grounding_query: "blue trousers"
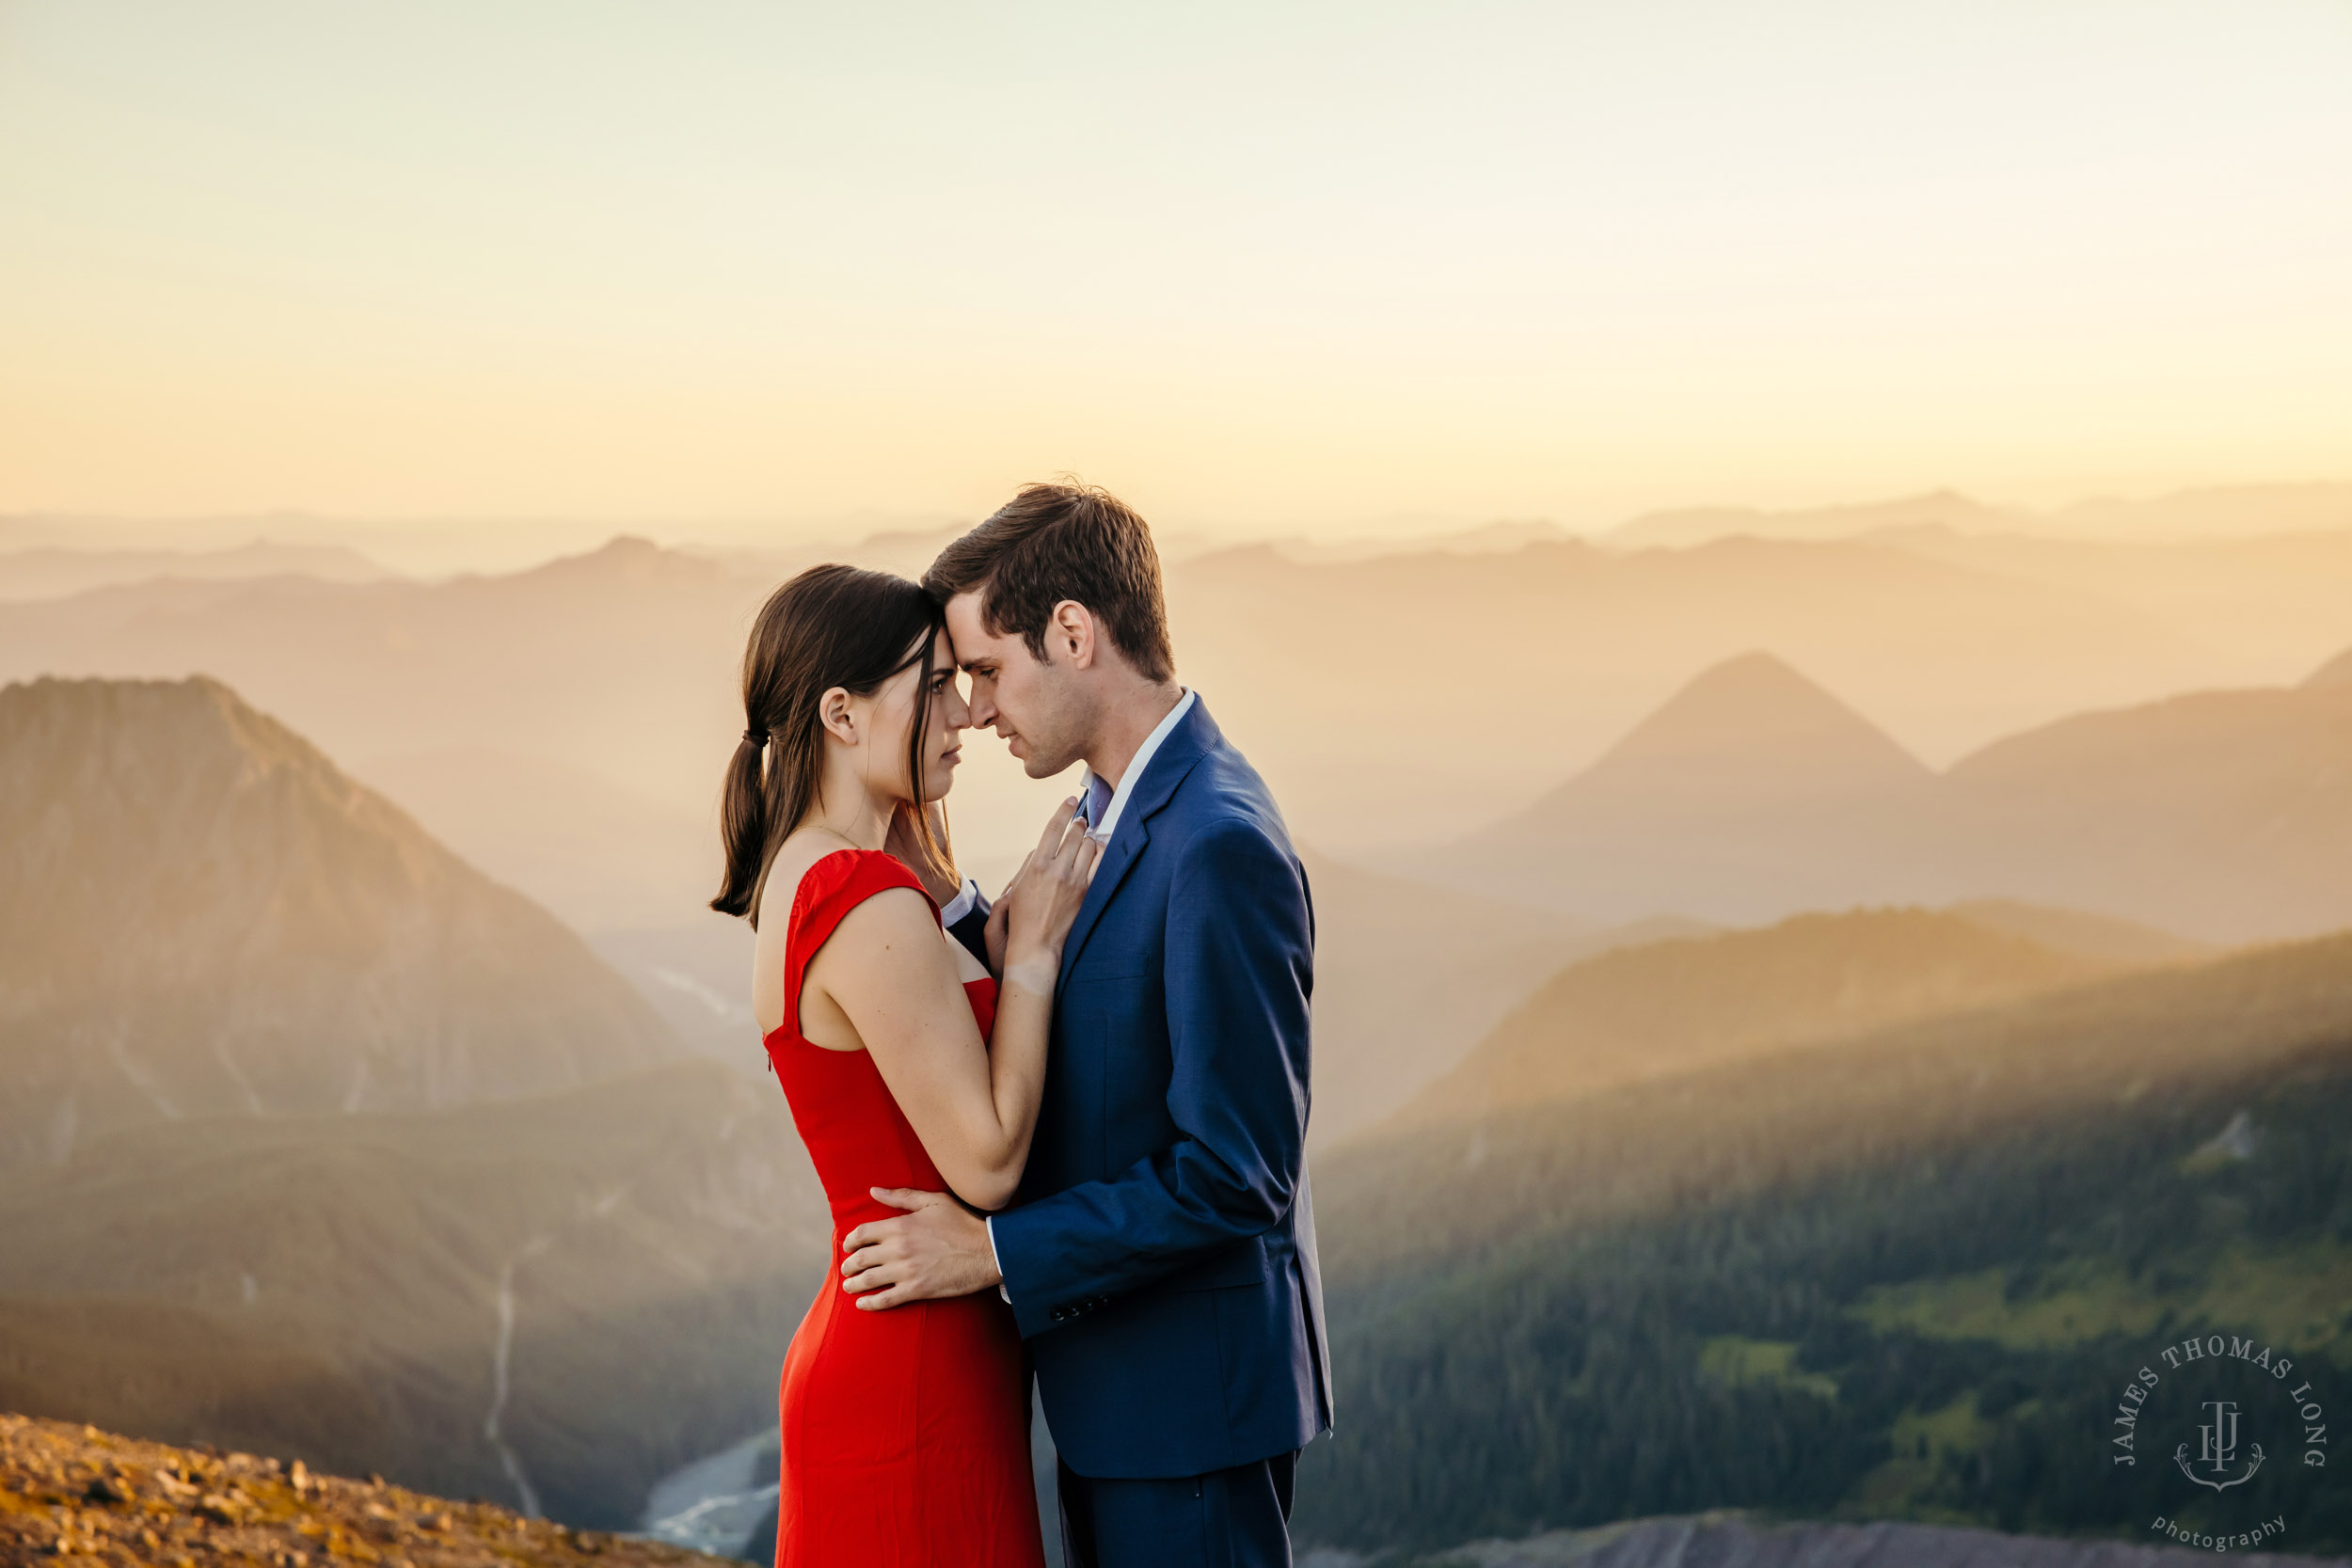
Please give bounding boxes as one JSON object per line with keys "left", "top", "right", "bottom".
{"left": 1056, "top": 1449, "right": 1298, "bottom": 1568}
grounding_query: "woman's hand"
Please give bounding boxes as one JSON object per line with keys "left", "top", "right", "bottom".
{"left": 982, "top": 853, "right": 1027, "bottom": 976}
{"left": 996, "top": 799, "right": 1099, "bottom": 988}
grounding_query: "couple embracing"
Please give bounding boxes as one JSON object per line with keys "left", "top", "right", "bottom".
{"left": 710, "top": 483, "right": 1330, "bottom": 1568}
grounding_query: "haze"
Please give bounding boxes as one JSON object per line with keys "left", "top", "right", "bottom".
{"left": 6, "top": 0, "right": 2350, "bottom": 547}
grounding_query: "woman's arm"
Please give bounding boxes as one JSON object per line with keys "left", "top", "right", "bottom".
{"left": 808, "top": 805, "right": 1096, "bottom": 1211}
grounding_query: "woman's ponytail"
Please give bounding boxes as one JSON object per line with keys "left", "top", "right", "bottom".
{"left": 708, "top": 726, "right": 775, "bottom": 923}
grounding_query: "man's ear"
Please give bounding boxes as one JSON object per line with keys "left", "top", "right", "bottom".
{"left": 1051, "top": 601, "right": 1096, "bottom": 671}
{"left": 817, "top": 686, "right": 858, "bottom": 746}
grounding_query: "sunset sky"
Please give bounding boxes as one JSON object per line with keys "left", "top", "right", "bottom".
{"left": 3, "top": 0, "right": 2348, "bottom": 545}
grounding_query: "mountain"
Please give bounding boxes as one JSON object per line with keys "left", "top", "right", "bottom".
{"left": 1937, "top": 897, "right": 2212, "bottom": 966}
{"left": 1604, "top": 483, "right": 2352, "bottom": 552}
{"left": 1605, "top": 489, "right": 2024, "bottom": 551}
{"left": 2050, "top": 482, "right": 2352, "bottom": 541}
{"left": 0, "top": 536, "right": 1070, "bottom": 930}
{"left": 0, "top": 676, "right": 678, "bottom": 1168}
{"left": 0, "top": 542, "right": 392, "bottom": 603}
{"left": 2307, "top": 641, "right": 2352, "bottom": 689}
{"left": 1266, "top": 518, "right": 1573, "bottom": 564}
{"left": 1940, "top": 676, "right": 2352, "bottom": 942}
{"left": 0, "top": 675, "right": 828, "bottom": 1528}
{"left": 1447, "top": 652, "right": 2352, "bottom": 943}
{"left": 0, "top": 537, "right": 754, "bottom": 822}
{"left": 0, "top": 531, "right": 2233, "bottom": 867}
{"left": 1445, "top": 652, "right": 1942, "bottom": 923}
{"left": 1300, "top": 852, "right": 1712, "bottom": 1145}
{"left": 1385, "top": 906, "right": 2161, "bottom": 1132}
{"left": 1549, "top": 650, "right": 1932, "bottom": 800}
{"left": 0, "top": 1059, "right": 828, "bottom": 1528}
{"left": 1295, "top": 928, "right": 2352, "bottom": 1553}
{"left": 1168, "top": 531, "right": 2218, "bottom": 849}
{"left": 1863, "top": 525, "right": 2352, "bottom": 689}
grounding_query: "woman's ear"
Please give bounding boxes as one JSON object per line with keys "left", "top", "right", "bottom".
{"left": 816, "top": 686, "right": 858, "bottom": 746}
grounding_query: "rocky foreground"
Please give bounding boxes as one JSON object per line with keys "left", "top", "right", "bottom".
{"left": 0, "top": 1416, "right": 723, "bottom": 1568}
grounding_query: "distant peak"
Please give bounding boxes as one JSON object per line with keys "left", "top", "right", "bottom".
{"left": 522, "top": 533, "right": 715, "bottom": 585}
{"left": 2303, "top": 642, "right": 2352, "bottom": 690}
{"left": 1580, "top": 651, "right": 1929, "bottom": 784}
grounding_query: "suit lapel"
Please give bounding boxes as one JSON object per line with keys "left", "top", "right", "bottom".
{"left": 1056, "top": 698, "right": 1219, "bottom": 985}
{"left": 1057, "top": 820, "right": 1146, "bottom": 986}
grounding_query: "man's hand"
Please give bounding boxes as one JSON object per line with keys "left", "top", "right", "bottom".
{"left": 839, "top": 1187, "right": 1003, "bottom": 1310}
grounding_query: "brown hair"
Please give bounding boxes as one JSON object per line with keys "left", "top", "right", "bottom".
{"left": 710, "top": 564, "right": 952, "bottom": 928}
{"left": 922, "top": 482, "right": 1175, "bottom": 684}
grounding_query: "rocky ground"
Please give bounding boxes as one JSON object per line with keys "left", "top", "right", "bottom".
{"left": 0, "top": 1416, "right": 725, "bottom": 1568}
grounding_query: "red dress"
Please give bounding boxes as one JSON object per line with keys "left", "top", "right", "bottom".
{"left": 763, "top": 848, "right": 1046, "bottom": 1568}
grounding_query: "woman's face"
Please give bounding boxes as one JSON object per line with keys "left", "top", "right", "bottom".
{"left": 863, "top": 628, "right": 970, "bottom": 805}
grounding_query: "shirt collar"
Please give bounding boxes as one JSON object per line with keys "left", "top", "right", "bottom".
{"left": 1081, "top": 689, "right": 1196, "bottom": 846}
{"left": 936, "top": 875, "right": 983, "bottom": 927}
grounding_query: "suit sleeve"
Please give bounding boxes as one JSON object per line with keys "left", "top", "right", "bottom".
{"left": 988, "top": 816, "right": 1313, "bottom": 1338}
{"left": 946, "top": 893, "right": 992, "bottom": 969}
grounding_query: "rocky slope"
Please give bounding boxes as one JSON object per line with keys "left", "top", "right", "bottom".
{"left": 0, "top": 676, "right": 679, "bottom": 1168}
{"left": 0, "top": 1413, "right": 719, "bottom": 1568}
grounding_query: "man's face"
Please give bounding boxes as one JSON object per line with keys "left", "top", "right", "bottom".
{"left": 945, "top": 591, "right": 1089, "bottom": 779}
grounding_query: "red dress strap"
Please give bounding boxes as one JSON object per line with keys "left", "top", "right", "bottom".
{"left": 780, "top": 848, "right": 940, "bottom": 1042}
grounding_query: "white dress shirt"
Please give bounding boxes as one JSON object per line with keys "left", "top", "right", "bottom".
{"left": 988, "top": 688, "right": 1194, "bottom": 1304}
{"left": 1077, "top": 689, "right": 1196, "bottom": 847}
{"left": 938, "top": 876, "right": 983, "bottom": 928}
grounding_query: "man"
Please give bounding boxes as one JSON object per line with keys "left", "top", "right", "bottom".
{"left": 840, "top": 482, "right": 1330, "bottom": 1567}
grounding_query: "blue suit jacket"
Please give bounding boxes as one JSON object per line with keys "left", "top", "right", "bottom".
{"left": 989, "top": 697, "right": 1332, "bottom": 1480}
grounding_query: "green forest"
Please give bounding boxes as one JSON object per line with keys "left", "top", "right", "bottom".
{"left": 1295, "top": 1011, "right": 2352, "bottom": 1557}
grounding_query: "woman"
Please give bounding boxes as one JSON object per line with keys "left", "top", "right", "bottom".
{"left": 710, "top": 563, "right": 1094, "bottom": 1568}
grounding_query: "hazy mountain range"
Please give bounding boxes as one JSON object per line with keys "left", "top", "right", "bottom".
{"left": 1443, "top": 644, "right": 2352, "bottom": 942}
{"left": 0, "top": 676, "right": 826, "bottom": 1525}
{"left": 8, "top": 499, "right": 2352, "bottom": 1556}
{"left": 9, "top": 512, "right": 2350, "bottom": 872}
{"left": 0, "top": 542, "right": 391, "bottom": 603}
{"left": 1602, "top": 482, "right": 2352, "bottom": 549}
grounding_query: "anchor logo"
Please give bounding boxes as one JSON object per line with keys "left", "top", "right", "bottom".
{"left": 2174, "top": 1400, "right": 2265, "bottom": 1492}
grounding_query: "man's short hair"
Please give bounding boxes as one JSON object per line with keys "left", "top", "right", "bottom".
{"left": 923, "top": 483, "right": 1176, "bottom": 683}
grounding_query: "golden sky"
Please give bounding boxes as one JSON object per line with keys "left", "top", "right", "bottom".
{"left": 3, "top": 0, "right": 2349, "bottom": 539}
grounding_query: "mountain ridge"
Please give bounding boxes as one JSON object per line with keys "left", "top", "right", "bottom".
{"left": 1446, "top": 650, "right": 2352, "bottom": 942}
{"left": 1382, "top": 904, "right": 2164, "bottom": 1133}
{"left": 0, "top": 675, "right": 679, "bottom": 1167}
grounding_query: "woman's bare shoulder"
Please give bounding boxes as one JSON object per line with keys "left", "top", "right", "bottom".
{"left": 753, "top": 827, "right": 863, "bottom": 931}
